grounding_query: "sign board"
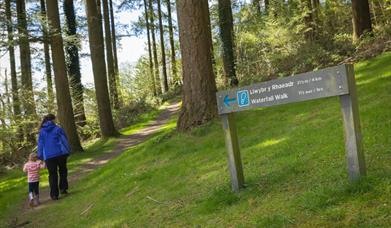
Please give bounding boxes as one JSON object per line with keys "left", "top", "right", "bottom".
{"left": 217, "top": 64, "right": 366, "bottom": 192}
{"left": 217, "top": 65, "right": 350, "bottom": 114}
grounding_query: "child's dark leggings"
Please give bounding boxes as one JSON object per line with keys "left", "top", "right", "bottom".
{"left": 28, "top": 182, "right": 39, "bottom": 196}
{"left": 46, "top": 155, "right": 68, "bottom": 199}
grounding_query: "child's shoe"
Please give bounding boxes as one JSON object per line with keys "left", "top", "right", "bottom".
{"left": 28, "top": 193, "right": 34, "bottom": 208}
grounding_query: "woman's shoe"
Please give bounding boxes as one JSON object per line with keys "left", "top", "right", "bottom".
{"left": 34, "top": 195, "right": 40, "bottom": 206}
{"left": 29, "top": 198, "right": 34, "bottom": 207}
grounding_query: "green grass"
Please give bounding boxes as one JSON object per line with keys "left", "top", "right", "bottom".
{"left": 119, "top": 101, "right": 172, "bottom": 135}
{"left": 2, "top": 53, "right": 391, "bottom": 227}
{"left": 120, "top": 109, "right": 161, "bottom": 136}
{"left": 0, "top": 137, "right": 117, "bottom": 226}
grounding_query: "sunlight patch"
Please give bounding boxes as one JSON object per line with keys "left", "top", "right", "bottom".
{"left": 257, "top": 138, "right": 287, "bottom": 148}
{"left": 357, "top": 74, "right": 391, "bottom": 86}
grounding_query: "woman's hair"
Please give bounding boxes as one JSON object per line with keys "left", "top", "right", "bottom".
{"left": 29, "top": 153, "right": 38, "bottom": 162}
{"left": 40, "top": 113, "right": 56, "bottom": 129}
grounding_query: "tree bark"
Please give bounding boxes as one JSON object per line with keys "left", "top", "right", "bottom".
{"left": 46, "top": 0, "right": 83, "bottom": 152}
{"left": 40, "top": 0, "right": 55, "bottom": 114}
{"left": 5, "top": 0, "right": 21, "bottom": 117}
{"left": 157, "top": 0, "right": 169, "bottom": 93}
{"left": 218, "top": 0, "right": 239, "bottom": 87}
{"left": 102, "top": 0, "right": 120, "bottom": 109}
{"left": 176, "top": 0, "right": 218, "bottom": 131}
{"left": 311, "top": 0, "right": 320, "bottom": 35}
{"left": 166, "top": 0, "right": 178, "bottom": 85}
{"left": 302, "top": 0, "right": 314, "bottom": 41}
{"left": 252, "top": 0, "right": 261, "bottom": 13}
{"left": 109, "top": 0, "right": 122, "bottom": 105}
{"left": 63, "top": 0, "right": 87, "bottom": 126}
{"left": 85, "top": 0, "right": 118, "bottom": 137}
{"left": 109, "top": 0, "right": 119, "bottom": 78}
{"left": 264, "top": 0, "right": 269, "bottom": 13}
{"left": 144, "top": 0, "right": 157, "bottom": 96}
{"left": 351, "top": 0, "right": 372, "bottom": 41}
{"left": 16, "top": 0, "right": 36, "bottom": 116}
{"left": 4, "top": 70, "right": 12, "bottom": 114}
{"left": 97, "top": 0, "right": 103, "bottom": 23}
{"left": 148, "top": 0, "right": 161, "bottom": 95}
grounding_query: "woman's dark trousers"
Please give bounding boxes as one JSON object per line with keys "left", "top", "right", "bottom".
{"left": 46, "top": 155, "right": 68, "bottom": 199}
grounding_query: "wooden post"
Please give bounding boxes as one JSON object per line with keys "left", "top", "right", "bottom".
{"left": 339, "top": 64, "right": 366, "bottom": 181}
{"left": 221, "top": 113, "right": 244, "bottom": 192}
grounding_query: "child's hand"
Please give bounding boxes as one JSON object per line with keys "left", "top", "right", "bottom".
{"left": 39, "top": 160, "right": 46, "bottom": 168}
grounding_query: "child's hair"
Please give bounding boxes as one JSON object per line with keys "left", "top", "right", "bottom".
{"left": 29, "top": 153, "right": 38, "bottom": 162}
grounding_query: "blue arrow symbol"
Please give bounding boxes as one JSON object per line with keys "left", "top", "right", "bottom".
{"left": 224, "top": 95, "right": 236, "bottom": 107}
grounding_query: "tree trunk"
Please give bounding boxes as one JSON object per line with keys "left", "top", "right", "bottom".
{"left": 16, "top": 0, "right": 36, "bottom": 116}
{"left": 157, "top": 0, "right": 169, "bottom": 93}
{"left": 218, "top": 0, "right": 239, "bottom": 87}
{"left": 102, "top": 0, "right": 120, "bottom": 109}
{"left": 351, "top": 0, "right": 372, "bottom": 41}
{"left": 166, "top": 0, "right": 178, "bottom": 85}
{"left": 302, "top": 0, "right": 314, "bottom": 41}
{"left": 109, "top": 0, "right": 122, "bottom": 105}
{"left": 40, "top": 0, "right": 55, "bottom": 114}
{"left": 311, "top": 0, "right": 320, "bottom": 39}
{"left": 176, "top": 0, "right": 218, "bottom": 131}
{"left": 4, "top": 70, "right": 12, "bottom": 115}
{"left": 144, "top": 0, "right": 157, "bottom": 96}
{"left": 148, "top": 0, "right": 161, "bottom": 95}
{"left": 5, "top": 0, "right": 21, "bottom": 117}
{"left": 97, "top": 0, "right": 103, "bottom": 23}
{"left": 0, "top": 94, "right": 6, "bottom": 128}
{"left": 85, "top": 0, "right": 118, "bottom": 137}
{"left": 252, "top": 0, "right": 261, "bottom": 13}
{"left": 63, "top": 0, "right": 87, "bottom": 126}
{"left": 109, "top": 0, "right": 119, "bottom": 79}
{"left": 46, "top": 0, "right": 83, "bottom": 152}
{"left": 264, "top": 0, "right": 269, "bottom": 13}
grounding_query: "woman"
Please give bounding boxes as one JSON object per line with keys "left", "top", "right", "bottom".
{"left": 37, "top": 114, "right": 70, "bottom": 200}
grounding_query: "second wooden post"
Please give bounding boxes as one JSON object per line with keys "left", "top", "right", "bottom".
{"left": 221, "top": 113, "right": 245, "bottom": 192}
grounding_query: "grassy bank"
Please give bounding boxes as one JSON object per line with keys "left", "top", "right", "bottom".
{"left": 3, "top": 52, "right": 391, "bottom": 227}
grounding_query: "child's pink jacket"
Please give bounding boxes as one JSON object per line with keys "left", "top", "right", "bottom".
{"left": 23, "top": 161, "right": 45, "bottom": 183}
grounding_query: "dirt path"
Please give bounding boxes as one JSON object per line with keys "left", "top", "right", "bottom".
{"left": 69, "top": 101, "right": 180, "bottom": 182}
{"left": 12, "top": 101, "right": 180, "bottom": 227}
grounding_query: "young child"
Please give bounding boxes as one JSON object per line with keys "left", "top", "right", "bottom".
{"left": 23, "top": 153, "right": 45, "bottom": 207}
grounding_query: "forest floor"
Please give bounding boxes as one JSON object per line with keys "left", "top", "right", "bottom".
{"left": 1, "top": 52, "right": 391, "bottom": 227}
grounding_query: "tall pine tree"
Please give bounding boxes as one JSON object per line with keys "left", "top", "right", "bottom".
{"left": 148, "top": 0, "right": 161, "bottom": 94}
{"left": 85, "top": 0, "right": 118, "bottom": 137}
{"left": 16, "top": 0, "right": 36, "bottom": 116}
{"left": 218, "top": 0, "right": 239, "bottom": 87}
{"left": 40, "top": 0, "right": 55, "bottom": 113}
{"left": 5, "top": 0, "right": 21, "bottom": 118}
{"left": 157, "top": 0, "right": 169, "bottom": 93}
{"left": 143, "top": 0, "right": 157, "bottom": 96}
{"left": 63, "top": 0, "right": 87, "bottom": 126}
{"left": 176, "top": 0, "right": 218, "bottom": 131}
{"left": 351, "top": 0, "right": 372, "bottom": 41}
{"left": 103, "top": 0, "right": 120, "bottom": 109}
{"left": 46, "top": 0, "right": 83, "bottom": 152}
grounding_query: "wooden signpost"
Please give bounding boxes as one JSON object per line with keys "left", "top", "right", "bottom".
{"left": 216, "top": 64, "right": 366, "bottom": 192}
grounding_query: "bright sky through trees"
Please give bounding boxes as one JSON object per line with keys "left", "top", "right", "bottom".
{"left": 0, "top": 6, "right": 145, "bottom": 88}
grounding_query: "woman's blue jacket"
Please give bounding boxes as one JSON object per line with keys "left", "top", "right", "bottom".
{"left": 37, "top": 121, "right": 70, "bottom": 161}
